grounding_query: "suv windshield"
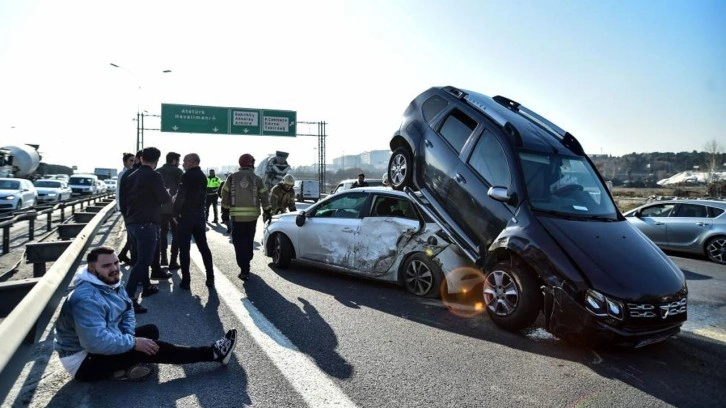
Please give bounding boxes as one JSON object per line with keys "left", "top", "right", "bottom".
{"left": 520, "top": 152, "right": 617, "bottom": 218}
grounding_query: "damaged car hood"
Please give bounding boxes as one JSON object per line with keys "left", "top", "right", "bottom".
{"left": 537, "top": 216, "right": 686, "bottom": 301}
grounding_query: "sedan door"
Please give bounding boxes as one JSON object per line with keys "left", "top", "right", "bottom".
{"left": 626, "top": 203, "right": 675, "bottom": 247}
{"left": 298, "top": 192, "right": 369, "bottom": 268}
{"left": 664, "top": 203, "right": 710, "bottom": 251}
{"left": 354, "top": 195, "right": 421, "bottom": 276}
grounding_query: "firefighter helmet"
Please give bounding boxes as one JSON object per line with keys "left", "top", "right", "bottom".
{"left": 282, "top": 174, "right": 295, "bottom": 186}
{"left": 238, "top": 153, "right": 255, "bottom": 168}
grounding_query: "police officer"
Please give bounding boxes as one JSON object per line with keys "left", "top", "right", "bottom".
{"left": 220, "top": 154, "right": 271, "bottom": 281}
{"left": 205, "top": 169, "right": 222, "bottom": 223}
{"left": 269, "top": 174, "right": 297, "bottom": 216}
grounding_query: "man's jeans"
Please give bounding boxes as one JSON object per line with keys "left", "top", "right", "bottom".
{"left": 177, "top": 213, "right": 214, "bottom": 282}
{"left": 125, "top": 223, "right": 158, "bottom": 299}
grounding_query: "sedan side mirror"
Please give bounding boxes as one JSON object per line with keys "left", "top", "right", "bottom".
{"left": 487, "top": 186, "right": 518, "bottom": 206}
{"left": 295, "top": 210, "right": 307, "bottom": 227}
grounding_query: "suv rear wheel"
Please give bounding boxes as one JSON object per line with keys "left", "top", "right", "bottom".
{"left": 388, "top": 146, "right": 413, "bottom": 190}
{"left": 483, "top": 260, "right": 541, "bottom": 331}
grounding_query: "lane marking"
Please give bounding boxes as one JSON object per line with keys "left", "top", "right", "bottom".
{"left": 190, "top": 249, "right": 357, "bottom": 408}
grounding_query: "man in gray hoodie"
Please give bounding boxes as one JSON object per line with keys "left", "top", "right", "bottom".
{"left": 53, "top": 246, "right": 237, "bottom": 382}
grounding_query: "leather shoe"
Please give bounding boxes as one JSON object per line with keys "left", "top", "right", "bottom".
{"left": 206, "top": 279, "right": 215, "bottom": 287}
{"left": 133, "top": 301, "right": 147, "bottom": 314}
{"left": 141, "top": 285, "right": 159, "bottom": 297}
{"left": 238, "top": 272, "right": 250, "bottom": 281}
{"left": 150, "top": 270, "right": 173, "bottom": 280}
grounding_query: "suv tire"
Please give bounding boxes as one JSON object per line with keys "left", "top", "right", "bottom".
{"left": 483, "top": 260, "right": 541, "bottom": 331}
{"left": 388, "top": 146, "right": 414, "bottom": 190}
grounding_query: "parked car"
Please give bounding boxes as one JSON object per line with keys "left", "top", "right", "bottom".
{"left": 95, "top": 179, "right": 108, "bottom": 193}
{"left": 387, "top": 85, "right": 687, "bottom": 347}
{"left": 0, "top": 177, "right": 37, "bottom": 211}
{"left": 263, "top": 188, "right": 478, "bottom": 298}
{"left": 624, "top": 199, "right": 726, "bottom": 264}
{"left": 68, "top": 174, "right": 99, "bottom": 195}
{"left": 331, "top": 178, "right": 386, "bottom": 194}
{"left": 33, "top": 179, "right": 72, "bottom": 203}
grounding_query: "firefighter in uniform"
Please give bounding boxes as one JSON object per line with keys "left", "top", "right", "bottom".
{"left": 269, "top": 174, "right": 297, "bottom": 216}
{"left": 205, "top": 169, "right": 222, "bottom": 223}
{"left": 220, "top": 154, "right": 271, "bottom": 281}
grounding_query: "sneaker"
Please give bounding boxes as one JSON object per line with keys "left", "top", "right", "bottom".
{"left": 212, "top": 329, "right": 237, "bottom": 365}
{"left": 168, "top": 262, "right": 181, "bottom": 270}
{"left": 179, "top": 280, "right": 190, "bottom": 290}
{"left": 141, "top": 285, "right": 159, "bottom": 297}
{"left": 133, "top": 300, "right": 148, "bottom": 314}
{"left": 112, "top": 363, "right": 154, "bottom": 381}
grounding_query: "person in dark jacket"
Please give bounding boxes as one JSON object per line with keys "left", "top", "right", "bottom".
{"left": 120, "top": 147, "right": 171, "bottom": 313}
{"left": 173, "top": 153, "right": 216, "bottom": 290}
{"left": 156, "top": 151, "right": 183, "bottom": 270}
{"left": 116, "top": 152, "right": 138, "bottom": 265}
{"left": 351, "top": 173, "right": 369, "bottom": 188}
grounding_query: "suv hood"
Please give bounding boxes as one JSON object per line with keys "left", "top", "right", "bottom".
{"left": 537, "top": 216, "right": 686, "bottom": 302}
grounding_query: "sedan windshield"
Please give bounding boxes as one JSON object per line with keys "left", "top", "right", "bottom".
{"left": 519, "top": 152, "right": 617, "bottom": 218}
{"left": 35, "top": 181, "right": 61, "bottom": 188}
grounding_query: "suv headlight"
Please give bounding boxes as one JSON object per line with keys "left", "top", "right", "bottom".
{"left": 585, "top": 289, "right": 624, "bottom": 320}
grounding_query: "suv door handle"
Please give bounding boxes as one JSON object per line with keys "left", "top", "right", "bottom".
{"left": 455, "top": 173, "right": 466, "bottom": 184}
{"left": 424, "top": 139, "right": 433, "bottom": 148}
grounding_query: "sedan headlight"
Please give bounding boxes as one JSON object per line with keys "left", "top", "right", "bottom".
{"left": 585, "top": 289, "right": 624, "bottom": 320}
{"left": 1, "top": 195, "right": 15, "bottom": 200}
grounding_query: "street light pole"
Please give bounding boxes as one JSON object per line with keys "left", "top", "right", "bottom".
{"left": 110, "top": 63, "right": 172, "bottom": 152}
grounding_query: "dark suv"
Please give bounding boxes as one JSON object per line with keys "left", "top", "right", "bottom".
{"left": 388, "top": 86, "right": 687, "bottom": 347}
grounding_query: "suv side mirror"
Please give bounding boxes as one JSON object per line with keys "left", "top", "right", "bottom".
{"left": 488, "top": 186, "right": 518, "bottom": 206}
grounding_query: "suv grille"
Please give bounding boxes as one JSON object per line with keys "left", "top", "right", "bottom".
{"left": 627, "top": 297, "right": 687, "bottom": 320}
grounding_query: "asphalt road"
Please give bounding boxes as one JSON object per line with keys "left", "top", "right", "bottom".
{"left": 1, "top": 207, "right": 725, "bottom": 408}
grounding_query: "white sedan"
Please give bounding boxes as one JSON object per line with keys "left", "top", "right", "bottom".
{"left": 262, "top": 187, "right": 478, "bottom": 298}
{"left": 33, "top": 179, "right": 72, "bottom": 203}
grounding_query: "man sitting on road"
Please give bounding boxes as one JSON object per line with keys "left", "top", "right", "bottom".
{"left": 269, "top": 174, "right": 297, "bottom": 216}
{"left": 54, "top": 246, "right": 237, "bottom": 382}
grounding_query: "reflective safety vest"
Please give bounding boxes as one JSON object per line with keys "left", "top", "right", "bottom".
{"left": 206, "top": 176, "right": 221, "bottom": 195}
{"left": 220, "top": 169, "right": 270, "bottom": 222}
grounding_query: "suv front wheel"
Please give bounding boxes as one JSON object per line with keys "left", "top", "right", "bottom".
{"left": 388, "top": 146, "right": 413, "bottom": 190}
{"left": 483, "top": 260, "right": 541, "bottom": 331}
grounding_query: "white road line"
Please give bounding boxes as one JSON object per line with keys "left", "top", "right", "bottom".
{"left": 190, "top": 249, "right": 358, "bottom": 408}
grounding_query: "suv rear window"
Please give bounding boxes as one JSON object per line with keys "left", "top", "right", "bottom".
{"left": 422, "top": 95, "right": 448, "bottom": 123}
{"left": 439, "top": 109, "right": 477, "bottom": 153}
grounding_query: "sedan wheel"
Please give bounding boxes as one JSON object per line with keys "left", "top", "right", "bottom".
{"left": 402, "top": 253, "right": 443, "bottom": 298}
{"left": 705, "top": 236, "right": 726, "bottom": 264}
{"left": 482, "top": 260, "right": 541, "bottom": 331}
{"left": 388, "top": 146, "right": 413, "bottom": 190}
{"left": 271, "top": 233, "right": 293, "bottom": 268}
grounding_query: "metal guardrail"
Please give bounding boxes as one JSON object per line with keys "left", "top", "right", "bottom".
{"left": 0, "top": 199, "right": 116, "bottom": 374}
{"left": 0, "top": 193, "right": 113, "bottom": 255}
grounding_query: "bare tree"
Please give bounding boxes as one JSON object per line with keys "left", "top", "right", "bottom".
{"left": 703, "top": 139, "right": 723, "bottom": 182}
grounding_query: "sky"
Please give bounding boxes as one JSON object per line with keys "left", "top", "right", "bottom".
{"left": 1, "top": 0, "right": 724, "bottom": 173}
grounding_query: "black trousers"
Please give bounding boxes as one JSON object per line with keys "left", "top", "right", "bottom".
{"left": 205, "top": 194, "right": 219, "bottom": 221}
{"left": 74, "top": 324, "right": 214, "bottom": 382}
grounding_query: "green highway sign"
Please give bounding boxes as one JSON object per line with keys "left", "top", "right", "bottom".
{"left": 161, "top": 103, "right": 296, "bottom": 137}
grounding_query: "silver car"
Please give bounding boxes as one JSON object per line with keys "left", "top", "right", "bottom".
{"left": 624, "top": 199, "right": 726, "bottom": 264}
{"left": 34, "top": 179, "right": 72, "bottom": 203}
{"left": 262, "top": 187, "right": 478, "bottom": 298}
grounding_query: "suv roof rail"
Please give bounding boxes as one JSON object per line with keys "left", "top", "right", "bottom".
{"left": 492, "top": 95, "right": 585, "bottom": 155}
{"left": 442, "top": 86, "right": 509, "bottom": 128}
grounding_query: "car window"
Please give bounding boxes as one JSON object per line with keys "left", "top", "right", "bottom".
{"left": 34, "top": 180, "right": 61, "bottom": 187}
{"left": 311, "top": 193, "right": 367, "bottom": 218}
{"left": 438, "top": 109, "right": 477, "bottom": 153}
{"left": 640, "top": 204, "right": 675, "bottom": 217}
{"left": 467, "top": 132, "right": 511, "bottom": 187}
{"left": 672, "top": 204, "right": 707, "bottom": 218}
{"left": 709, "top": 207, "right": 724, "bottom": 218}
{"left": 0, "top": 180, "right": 20, "bottom": 189}
{"left": 371, "top": 195, "right": 417, "bottom": 219}
{"left": 422, "top": 95, "right": 448, "bottom": 123}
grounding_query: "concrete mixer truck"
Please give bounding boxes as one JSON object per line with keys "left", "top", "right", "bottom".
{"left": 0, "top": 144, "right": 42, "bottom": 179}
